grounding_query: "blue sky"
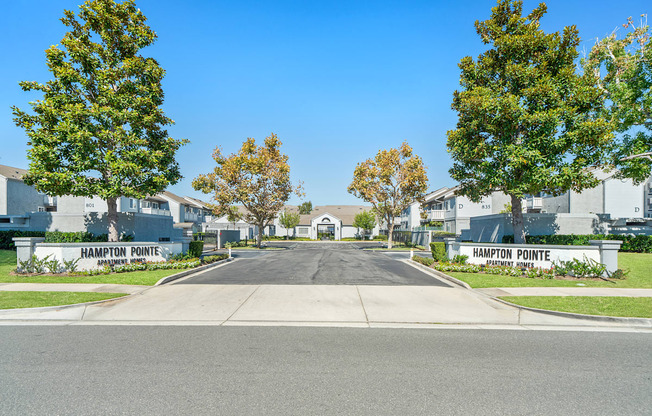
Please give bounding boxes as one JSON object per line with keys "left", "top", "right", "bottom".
{"left": 1, "top": 0, "right": 649, "bottom": 205}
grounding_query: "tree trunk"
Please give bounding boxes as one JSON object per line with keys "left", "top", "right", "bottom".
{"left": 387, "top": 223, "right": 394, "bottom": 249}
{"left": 510, "top": 194, "right": 526, "bottom": 244}
{"left": 107, "top": 197, "right": 119, "bottom": 242}
{"left": 257, "top": 223, "right": 264, "bottom": 248}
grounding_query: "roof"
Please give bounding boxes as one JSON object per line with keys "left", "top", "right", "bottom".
{"left": 183, "top": 196, "right": 213, "bottom": 209}
{"left": 0, "top": 165, "right": 29, "bottom": 181}
{"left": 145, "top": 195, "right": 167, "bottom": 203}
{"left": 160, "top": 191, "right": 191, "bottom": 205}
{"left": 297, "top": 205, "right": 373, "bottom": 226}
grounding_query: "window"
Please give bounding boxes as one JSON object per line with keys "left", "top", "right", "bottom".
{"left": 130, "top": 199, "right": 136, "bottom": 209}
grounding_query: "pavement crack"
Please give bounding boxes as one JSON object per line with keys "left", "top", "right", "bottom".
{"left": 223, "top": 285, "right": 261, "bottom": 324}
{"left": 355, "top": 286, "right": 370, "bottom": 324}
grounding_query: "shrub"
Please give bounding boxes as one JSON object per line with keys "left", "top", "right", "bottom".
{"left": 502, "top": 234, "right": 652, "bottom": 253}
{"left": 188, "top": 241, "right": 204, "bottom": 257}
{"left": 432, "top": 262, "right": 481, "bottom": 273}
{"left": 430, "top": 242, "right": 447, "bottom": 262}
{"left": 373, "top": 235, "right": 388, "bottom": 241}
{"left": 451, "top": 254, "right": 468, "bottom": 264}
{"left": 170, "top": 252, "right": 197, "bottom": 261}
{"left": 45, "top": 231, "right": 108, "bottom": 243}
{"left": 0, "top": 230, "right": 46, "bottom": 250}
{"left": 412, "top": 256, "right": 434, "bottom": 266}
{"left": 432, "top": 231, "right": 456, "bottom": 238}
{"left": 202, "top": 254, "right": 228, "bottom": 264}
{"left": 551, "top": 257, "right": 607, "bottom": 278}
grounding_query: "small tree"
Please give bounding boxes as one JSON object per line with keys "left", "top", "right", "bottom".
{"left": 298, "top": 201, "right": 313, "bottom": 215}
{"left": 12, "top": 0, "right": 187, "bottom": 242}
{"left": 348, "top": 142, "right": 428, "bottom": 249}
{"left": 193, "top": 133, "right": 302, "bottom": 247}
{"left": 225, "top": 206, "right": 242, "bottom": 230}
{"left": 278, "top": 210, "right": 301, "bottom": 239}
{"left": 447, "top": 0, "right": 613, "bottom": 244}
{"left": 352, "top": 210, "right": 376, "bottom": 240}
{"left": 584, "top": 15, "right": 652, "bottom": 182}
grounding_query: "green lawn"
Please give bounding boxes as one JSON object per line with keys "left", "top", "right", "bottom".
{"left": 448, "top": 252, "right": 652, "bottom": 289}
{"left": 0, "top": 291, "right": 127, "bottom": 310}
{"left": 0, "top": 250, "right": 182, "bottom": 285}
{"left": 500, "top": 296, "right": 652, "bottom": 318}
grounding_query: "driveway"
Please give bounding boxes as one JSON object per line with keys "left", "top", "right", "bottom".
{"left": 185, "top": 242, "right": 449, "bottom": 286}
{"left": 6, "top": 242, "right": 599, "bottom": 327}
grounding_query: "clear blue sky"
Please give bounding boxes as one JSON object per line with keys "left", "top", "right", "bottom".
{"left": 1, "top": 0, "right": 649, "bottom": 205}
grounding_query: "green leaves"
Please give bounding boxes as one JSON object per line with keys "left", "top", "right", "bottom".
{"left": 448, "top": 0, "right": 612, "bottom": 201}
{"left": 348, "top": 142, "right": 428, "bottom": 248}
{"left": 583, "top": 15, "right": 652, "bottom": 183}
{"left": 12, "top": 0, "right": 187, "bottom": 202}
{"left": 448, "top": 0, "right": 614, "bottom": 243}
{"left": 193, "top": 133, "right": 303, "bottom": 245}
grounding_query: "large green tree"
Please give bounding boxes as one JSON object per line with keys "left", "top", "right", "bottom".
{"left": 447, "top": 0, "right": 613, "bottom": 243}
{"left": 278, "top": 210, "right": 301, "bottom": 239}
{"left": 348, "top": 142, "right": 428, "bottom": 249}
{"left": 298, "top": 201, "right": 313, "bottom": 215}
{"left": 584, "top": 15, "right": 652, "bottom": 182}
{"left": 352, "top": 210, "right": 377, "bottom": 240}
{"left": 12, "top": 0, "right": 186, "bottom": 242}
{"left": 193, "top": 134, "right": 303, "bottom": 247}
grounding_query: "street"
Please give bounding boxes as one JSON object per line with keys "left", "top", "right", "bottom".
{"left": 1, "top": 326, "right": 650, "bottom": 415}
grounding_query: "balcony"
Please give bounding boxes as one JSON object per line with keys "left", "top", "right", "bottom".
{"left": 526, "top": 197, "right": 543, "bottom": 210}
{"left": 426, "top": 210, "right": 445, "bottom": 221}
{"left": 141, "top": 207, "right": 171, "bottom": 217}
{"left": 184, "top": 212, "right": 200, "bottom": 222}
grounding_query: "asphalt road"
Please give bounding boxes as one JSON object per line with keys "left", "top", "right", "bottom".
{"left": 1, "top": 326, "right": 650, "bottom": 415}
{"left": 185, "top": 242, "right": 449, "bottom": 286}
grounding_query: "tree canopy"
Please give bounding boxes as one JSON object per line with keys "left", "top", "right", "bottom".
{"left": 352, "top": 210, "right": 377, "bottom": 240}
{"left": 278, "top": 210, "right": 301, "bottom": 239}
{"left": 348, "top": 142, "right": 427, "bottom": 249}
{"left": 298, "top": 201, "right": 313, "bottom": 215}
{"left": 583, "top": 15, "right": 652, "bottom": 182}
{"left": 12, "top": 0, "right": 187, "bottom": 241}
{"left": 193, "top": 133, "right": 302, "bottom": 247}
{"left": 447, "top": 0, "right": 613, "bottom": 243}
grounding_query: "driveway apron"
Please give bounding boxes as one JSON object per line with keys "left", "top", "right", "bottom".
{"left": 76, "top": 243, "right": 528, "bottom": 325}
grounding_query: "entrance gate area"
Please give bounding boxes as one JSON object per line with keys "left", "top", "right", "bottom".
{"left": 317, "top": 224, "right": 335, "bottom": 240}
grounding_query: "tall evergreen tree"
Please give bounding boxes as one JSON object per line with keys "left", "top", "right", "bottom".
{"left": 447, "top": 0, "right": 612, "bottom": 243}
{"left": 13, "top": 0, "right": 187, "bottom": 241}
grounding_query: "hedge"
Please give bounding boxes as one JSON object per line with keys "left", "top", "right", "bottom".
{"left": 0, "top": 230, "right": 47, "bottom": 250}
{"left": 502, "top": 234, "right": 652, "bottom": 253}
{"left": 44, "top": 231, "right": 108, "bottom": 243}
{"left": 430, "top": 242, "right": 447, "bottom": 262}
{"left": 189, "top": 241, "right": 204, "bottom": 257}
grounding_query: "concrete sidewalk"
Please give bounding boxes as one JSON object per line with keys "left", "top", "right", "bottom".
{"left": 0, "top": 283, "right": 147, "bottom": 294}
{"left": 1, "top": 283, "right": 650, "bottom": 329}
{"left": 478, "top": 287, "right": 652, "bottom": 297}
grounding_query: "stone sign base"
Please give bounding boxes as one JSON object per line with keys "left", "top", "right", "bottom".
{"left": 13, "top": 237, "right": 191, "bottom": 271}
{"left": 443, "top": 238, "right": 622, "bottom": 276}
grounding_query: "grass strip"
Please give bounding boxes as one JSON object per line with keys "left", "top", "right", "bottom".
{"left": 499, "top": 296, "right": 652, "bottom": 318}
{"left": 449, "top": 252, "right": 652, "bottom": 289}
{"left": 0, "top": 291, "right": 127, "bottom": 310}
{"left": 0, "top": 250, "right": 190, "bottom": 285}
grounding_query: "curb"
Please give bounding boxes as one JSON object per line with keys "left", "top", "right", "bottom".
{"left": 155, "top": 257, "right": 234, "bottom": 285}
{"left": 0, "top": 293, "right": 130, "bottom": 317}
{"left": 407, "top": 259, "right": 652, "bottom": 326}
{"left": 406, "top": 259, "right": 472, "bottom": 289}
{"left": 493, "top": 296, "right": 652, "bottom": 327}
{"left": 0, "top": 258, "right": 236, "bottom": 317}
